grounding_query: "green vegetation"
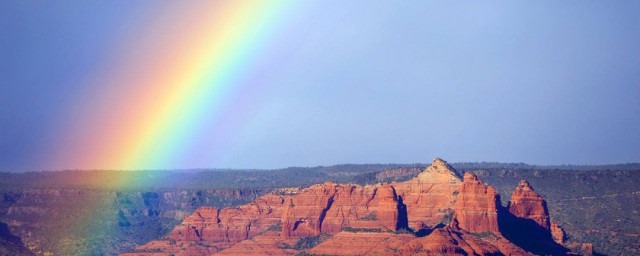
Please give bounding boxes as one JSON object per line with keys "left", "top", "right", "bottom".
{"left": 0, "top": 162, "right": 639, "bottom": 255}
{"left": 395, "top": 227, "right": 415, "bottom": 235}
{"left": 470, "top": 232, "right": 498, "bottom": 239}
{"left": 266, "top": 222, "right": 282, "bottom": 231}
{"left": 357, "top": 212, "right": 378, "bottom": 221}
{"left": 292, "top": 233, "right": 331, "bottom": 250}
{"left": 437, "top": 208, "right": 454, "bottom": 225}
{"left": 340, "top": 226, "right": 383, "bottom": 233}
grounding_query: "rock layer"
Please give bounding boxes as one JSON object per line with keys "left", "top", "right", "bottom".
{"left": 281, "top": 183, "right": 399, "bottom": 238}
{"left": 124, "top": 158, "right": 578, "bottom": 256}
{"left": 141, "top": 194, "right": 287, "bottom": 254}
{"left": 508, "top": 180, "right": 550, "bottom": 229}
{"left": 451, "top": 172, "right": 501, "bottom": 234}
{"left": 551, "top": 221, "right": 566, "bottom": 244}
{"left": 391, "top": 158, "right": 462, "bottom": 230}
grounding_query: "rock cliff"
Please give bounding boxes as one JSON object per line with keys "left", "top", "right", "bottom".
{"left": 282, "top": 183, "right": 399, "bottom": 238}
{"left": 450, "top": 172, "right": 501, "bottom": 234}
{"left": 551, "top": 221, "right": 566, "bottom": 244}
{"left": 123, "top": 158, "right": 582, "bottom": 256}
{"left": 391, "top": 158, "right": 461, "bottom": 230}
{"left": 499, "top": 180, "right": 571, "bottom": 255}
{"left": 0, "top": 188, "right": 266, "bottom": 256}
{"left": 508, "top": 180, "right": 550, "bottom": 229}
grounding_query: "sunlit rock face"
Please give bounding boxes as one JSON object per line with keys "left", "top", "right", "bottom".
{"left": 391, "top": 158, "right": 462, "bottom": 230}
{"left": 124, "top": 158, "right": 577, "bottom": 256}
{"left": 508, "top": 180, "right": 551, "bottom": 229}
{"left": 450, "top": 172, "right": 501, "bottom": 234}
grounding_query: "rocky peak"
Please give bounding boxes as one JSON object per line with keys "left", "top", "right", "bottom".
{"left": 432, "top": 157, "right": 448, "bottom": 167}
{"left": 281, "top": 183, "right": 400, "bottom": 239}
{"left": 451, "top": 172, "right": 501, "bottom": 234}
{"left": 550, "top": 221, "right": 565, "bottom": 244}
{"left": 508, "top": 180, "right": 550, "bottom": 229}
{"left": 516, "top": 180, "right": 533, "bottom": 191}
{"left": 416, "top": 158, "right": 461, "bottom": 183}
{"left": 392, "top": 158, "right": 462, "bottom": 230}
{"left": 125, "top": 158, "right": 577, "bottom": 256}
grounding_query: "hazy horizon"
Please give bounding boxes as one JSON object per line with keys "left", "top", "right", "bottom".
{"left": 2, "top": 1, "right": 639, "bottom": 172}
{"left": 2, "top": 159, "right": 639, "bottom": 173}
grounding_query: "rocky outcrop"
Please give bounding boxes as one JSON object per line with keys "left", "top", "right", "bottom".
{"left": 398, "top": 219, "right": 530, "bottom": 256}
{"left": 281, "top": 183, "right": 399, "bottom": 238}
{"left": 392, "top": 158, "right": 462, "bottom": 230}
{"left": 565, "top": 242, "right": 594, "bottom": 256}
{"left": 508, "top": 180, "right": 550, "bottom": 229}
{"left": 124, "top": 158, "right": 579, "bottom": 256}
{"left": 451, "top": 172, "right": 501, "bottom": 234}
{"left": 0, "top": 188, "right": 266, "bottom": 256}
{"left": 551, "top": 221, "right": 566, "bottom": 244}
{"left": 215, "top": 231, "right": 298, "bottom": 256}
{"left": 308, "top": 232, "right": 414, "bottom": 256}
{"left": 164, "top": 194, "right": 286, "bottom": 254}
{"left": 499, "top": 181, "right": 570, "bottom": 255}
{"left": 399, "top": 227, "right": 497, "bottom": 255}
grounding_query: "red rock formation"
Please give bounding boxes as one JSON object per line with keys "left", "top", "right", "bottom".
{"left": 398, "top": 221, "right": 530, "bottom": 256}
{"left": 450, "top": 172, "right": 501, "bottom": 234}
{"left": 551, "top": 221, "right": 566, "bottom": 244}
{"left": 392, "top": 158, "right": 462, "bottom": 230}
{"left": 124, "top": 158, "right": 579, "bottom": 256}
{"left": 308, "top": 231, "right": 414, "bottom": 256}
{"left": 508, "top": 180, "right": 550, "bottom": 229}
{"left": 215, "top": 231, "right": 298, "bottom": 256}
{"left": 565, "top": 242, "right": 594, "bottom": 256}
{"left": 281, "top": 182, "right": 399, "bottom": 238}
{"left": 126, "top": 193, "right": 288, "bottom": 254}
{"left": 499, "top": 180, "right": 572, "bottom": 255}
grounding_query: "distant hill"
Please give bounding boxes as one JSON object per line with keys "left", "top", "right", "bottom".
{"left": 0, "top": 161, "right": 638, "bottom": 255}
{"left": 2, "top": 162, "right": 638, "bottom": 189}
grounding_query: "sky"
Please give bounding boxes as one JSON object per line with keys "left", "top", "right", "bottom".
{"left": 1, "top": 1, "right": 639, "bottom": 172}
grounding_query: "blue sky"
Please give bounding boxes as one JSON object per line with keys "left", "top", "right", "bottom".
{"left": 1, "top": 1, "right": 639, "bottom": 171}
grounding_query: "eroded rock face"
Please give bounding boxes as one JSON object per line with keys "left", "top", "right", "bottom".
{"left": 398, "top": 223, "right": 530, "bottom": 256}
{"left": 451, "top": 172, "right": 501, "bottom": 234}
{"left": 551, "top": 221, "right": 566, "bottom": 244}
{"left": 124, "top": 158, "right": 578, "bottom": 256}
{"left": 508, "top": 180, "right": 550, "bottom": 229}
{"left": 499, "top": 181, "right": 570, "bottom": 255}
{"left": 215, "top": 231, "right": 298, "bottom": 256}
{"left": 392, "top": 158, "right": 462, "bottom": 230}
{"left": 308, "top": 232, "right": 415, "bottom": 256}
{"left": 565, "top": 242, "right": 594, "bottom": 256}
{"left": 281, "top": 183, "right": 399, "bottom": 238}
{"left": 136, "top": 194, "right": 287, "bottom": 254}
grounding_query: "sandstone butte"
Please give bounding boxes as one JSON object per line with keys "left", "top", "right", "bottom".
{"left": 121, "top": 158, "right": 591, "bottom": 256}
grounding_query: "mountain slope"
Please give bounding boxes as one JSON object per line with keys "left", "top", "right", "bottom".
{"left": 123, "top": 158, "right": 582, "bottom": 255}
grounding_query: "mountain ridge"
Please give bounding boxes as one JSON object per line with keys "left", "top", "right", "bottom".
{"left": 122, "top": 158, "right": 586, "bottom": 255}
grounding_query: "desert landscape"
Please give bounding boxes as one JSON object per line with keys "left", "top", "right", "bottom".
{"left": 2, "top": 1, "right": 638, "bottom": 255}
{"left": 2, "top": 159, "right": 638, "bottom": 255}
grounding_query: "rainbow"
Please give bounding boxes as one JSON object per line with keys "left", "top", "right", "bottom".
{"left": 50, "top": 1, "right": 301, "bottom": 170}
{"left": 42, "top": 2, "right": 306, "bottom": 254}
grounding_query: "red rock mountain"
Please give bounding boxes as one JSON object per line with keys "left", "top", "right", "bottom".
{"left": 508, "top": 180, "right": 550, "bottom": 229}
{"left": 122, "top": 158, "right": 584, "bottom": 256}
{"left": 391, "top": 158, "right": 461, "bottom": 231}
{"left": 450, "top": 172, "right": 500, "bottom": 234}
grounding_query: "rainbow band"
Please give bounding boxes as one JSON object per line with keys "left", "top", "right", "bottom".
{"left": 52, "top": 1, "right": 298, "bottom": 170}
